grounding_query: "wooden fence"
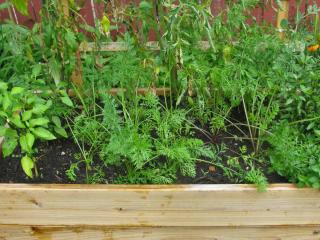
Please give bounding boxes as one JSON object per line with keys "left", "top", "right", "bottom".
{"left": 0, "top": 0, "right": 319, "bottom": 30}
{"left": 0, "top": 184, "right": 320, "bottom": 239}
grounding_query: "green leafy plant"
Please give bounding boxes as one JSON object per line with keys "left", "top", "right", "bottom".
{"left": 218, "top": 145, "right": 267, "bottom": 191}
{"left": 267, "top": 122, "right": 320, "bottom": 188}
{"left": 0, "top": 82, "right": 70, "bottom": 177}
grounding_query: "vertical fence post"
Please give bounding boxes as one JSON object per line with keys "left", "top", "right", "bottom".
{"left": 276, "top": 0, "right": 289, "bottom": 39}
{"left": 60, "top": 0, "right": 83, "bottom": 89}
{"left": 61, "top": 0, "right": 69, "bottom": 18}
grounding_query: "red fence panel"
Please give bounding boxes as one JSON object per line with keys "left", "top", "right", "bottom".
{"left": 0, "top": 0, "right": 319, "bottom": 30}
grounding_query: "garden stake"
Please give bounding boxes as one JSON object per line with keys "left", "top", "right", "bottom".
{"left": 276, "top": 0, "right": 289, "bottom": 39}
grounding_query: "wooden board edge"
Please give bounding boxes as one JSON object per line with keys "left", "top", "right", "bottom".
{"left": 0, "top": 183, "right": 302, "bottom": 191}
{"left": 1, "top": 183, "right": 319, "bottom": 227}
{"left": 1, "top": 225, "right": 320, "bottom": 240}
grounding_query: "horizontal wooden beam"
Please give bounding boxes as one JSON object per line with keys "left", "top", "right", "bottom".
{"left": 1, "top": 225, "right": 320, "bottom": 240}
{"left": 68, "top": 87, "right": 171, "bottom": 97}
{"left": 79, "top": 41, "right": 211, "bottom": 52}
{"left": 0, "top": 184, "right": 319, "bottom": 227}
{"left": 79, "top": 41, "right": 160, "bottom": 52}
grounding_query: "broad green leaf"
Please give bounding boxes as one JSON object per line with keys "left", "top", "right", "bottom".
{"left": 0, "top": 126, "right": 6, "bottom": 136}
{"left": 31, "top": 127, "right": 56, "bottom": 140}
{"left": 21, "top": 155, "right": 34, "bottom": 178}
{"left": 54, "top": 126, "right": 68, "bottom": 138}
{"left": 26, "top": 95, "right": 37, "bottom": 105}
{"left": 32, "top": 64, "right": 42, "bottom": 78}
{"left": 3, "top": 94, "right": 11, "bottom": 111}
{"left": 0, "top": 111, "right": 7, "bottom": 118}
{"left": 32, "top": 103, "right": 49, "bottom": 115}
{"left": 0, "top": 82, "right": 8, "bottom": 91}
{"left": 12, "top": 103, "right": 23, "bottom": 112}
{"left": 48, "top": 58, "right": 61, "bottom": 86}
{"left": 26, "top": 132, "right": 35, "bottom": 150}
{"left": 60, "top": 96, "right": 74, "bottom": 107}
{"left": 139, "top": 1, "right": 152, "bottom": 11}
{"left": 11, "top": 0, "right": 28, "bottom": 16}
{"left": 314, "top": 130, "right": 320, "bottom": 137}
{"left": 10, "top": 115, "right": 25, "bottom": 128}
{"left": 22, "top": 110, "right": 32, "bottom": 121}
{"left": 101, "top": 15, "right": 110, "bottom": 34}
{"left": 19, "top": 133, "right": 35, "bottom": 153}
{"left": 52, "top": 116, "right": 62, "bottom": 127}
{"left": 19, "top": 135, "right": 29, "bottom": 153}
{"left": 46, "top": 100, "right": 53, "bottom": 108}
{"left": 4, "top": 128, "right": 18, "bottom": 138}
{"left": 285, "top": 98, "right": 293, "bottom": 105}
{"left": 2, "top": 138, "right": 18, "bottom": 157}
{"left": 29, "top": 118, "right": 49, "bottom": 127}
{"left": 11, "top": 87, "right": 24, "bottom": 95}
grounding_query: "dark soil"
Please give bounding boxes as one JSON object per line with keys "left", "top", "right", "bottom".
{"left": 0, "top": 130, "right": 287, "bottom": 184}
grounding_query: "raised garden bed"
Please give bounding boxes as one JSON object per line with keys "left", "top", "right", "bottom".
{"left": 1, "top": 184, "right": 320, "bottom": 240}
{"left": 1, "top": 0, "right": 320, "bottom": 239}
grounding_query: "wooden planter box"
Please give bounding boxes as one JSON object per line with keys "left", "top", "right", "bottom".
{"left": 0, "top": 184, "right": 320, "bottom": 239}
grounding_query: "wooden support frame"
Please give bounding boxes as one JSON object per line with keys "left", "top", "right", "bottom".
{"left": 68, "top": 87, "right": 171, "bottom": 97}
{"left": 0, "top": 184, "right": 320, "bottom": 239}
{"left": 79, "top": 41, "right": 211, "bottom": 52}
{"left": 60, "top": 0, "right": 69, "bottom": 18}
{"left": 276, "top": 0, "right": 290, "bottom": 39}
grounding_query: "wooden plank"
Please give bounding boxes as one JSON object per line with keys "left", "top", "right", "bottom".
{"left": 1, "top": 225, "right": 320, "bottom": 240}
{"left": 67, "top": 87, "right": 171, "bottom": 97}
{"left": 79, "top": 41, "right": 211, "bottom": 52}
{"left": 79, "top": 41, "right": 160, "bottom": 52}
{"left": 0, "top": 184, "right": 320, "bottom": 227}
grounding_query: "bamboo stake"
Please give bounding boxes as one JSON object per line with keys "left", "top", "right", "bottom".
{"left": 11, "top": 6, "right": 19, "bottom": 24}
{"left": 276, "top": 0, "right": 289, "bottom": 39}
{"left": 90, "top": 0, "right": 97, "bottom": 25}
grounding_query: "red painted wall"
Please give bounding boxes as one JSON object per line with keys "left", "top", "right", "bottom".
{"left": 0, "top": 0, "right": 319, "bottom": 30}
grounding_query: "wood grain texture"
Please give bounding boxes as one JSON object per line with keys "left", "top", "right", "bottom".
{"left": 67, "top": 87, "right": 171, "bottom": 97}
{"left": 79, "top": 41, "right": 211, "bottom": 52}
{"left": 276, "top": 0, "right": 289, "bottom": 39}
{"left": 1, "top": 225, "right": 320, "bottom": 240}
{"left": 0, "top": 184, "right": 320, "bottom": 227}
